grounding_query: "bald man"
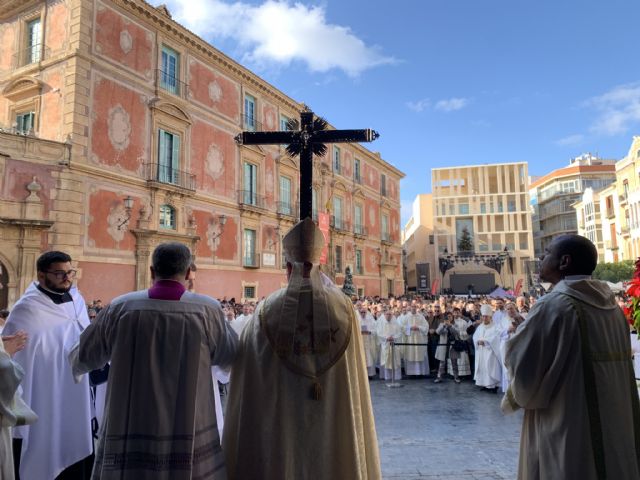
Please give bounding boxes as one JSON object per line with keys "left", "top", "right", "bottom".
{"left": 503, "top": 234, "right": 640, "bottom": 480}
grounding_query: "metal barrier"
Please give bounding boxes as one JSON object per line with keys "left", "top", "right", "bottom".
{"left": 383, "top": 341, "right": 464, "bottom": 388}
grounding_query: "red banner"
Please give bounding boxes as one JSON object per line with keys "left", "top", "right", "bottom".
{"left": 431, "top": 279, "right": 440, "bottom": 295}
{"left": 318, "top": 213, "right": 330, "bottom": 265}
{"left": 514, "top": 279, "right": 523, "bottom": 296}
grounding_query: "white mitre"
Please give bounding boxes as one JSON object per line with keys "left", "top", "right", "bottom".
{"left": 282, "top": 217, "right": 325, "bottom": 264}
{"left": 480, "top": 304, "right": 493, "bottom": 316}
{"left": 261, "top": 218, "right": 352, "bottom": 400}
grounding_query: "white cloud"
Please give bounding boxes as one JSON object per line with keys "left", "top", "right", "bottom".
{"left": 157, "top": 0, "right": 395, "bottom": 77}
{"left": 406, "top": 98, "right": 430, "bottom": 112}
{"left": 585, "top": 82, "right": 640, "bottom": 135}
{"left": 434, "top": 97, "right": 469, "bottom": 112}
{"left": 406, "top": 97, "right": 470, "bottom": 113}
{"left": 555, "top": 134, "right": 584, "bottom": 147}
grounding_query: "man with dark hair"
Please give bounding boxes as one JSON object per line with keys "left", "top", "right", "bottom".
{"left": 4, "top": 250, "right": 94, "bottom": 479}
{"left": 72, "top": 242, "right": 237, "bottom": 479}
{"left": 503, "top": 234, "right": 640, "bottom": 479}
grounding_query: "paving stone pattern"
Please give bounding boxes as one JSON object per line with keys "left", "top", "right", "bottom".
{"left": 370, "top": 377, "right": 523, "bottom": 479}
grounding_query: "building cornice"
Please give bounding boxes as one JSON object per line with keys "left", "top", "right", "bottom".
{"left": 112, "top": 0, "right": 404, "bottom": 180}
{"left": 529, "top": 164, "right": 616, "bottom": 190}
{"left": 115, "top": 0, "right": 302, "bottom": 113}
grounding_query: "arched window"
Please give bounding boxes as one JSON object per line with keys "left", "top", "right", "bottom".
{"left": 159, "top": 204, "right": 176, "bottom": 229}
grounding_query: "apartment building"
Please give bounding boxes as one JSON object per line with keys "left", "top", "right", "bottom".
{"left": 431, "top": 163, "right": 535, "bottom": 295}
{"left": 529, "top": 154, "right": 616, "bottom": 259}
{"left": 580, "top": 137, "right": 640, "bottom": 263}
{"left": 0, "top": 0, "right": 404, "bottom": 308}
{"left": 574, "top": 187, "right": 605, "bottom": 262}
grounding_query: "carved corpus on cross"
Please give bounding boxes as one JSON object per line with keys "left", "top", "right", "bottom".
{"left": 234, "top": 107, "right": 379, "bottom": 220}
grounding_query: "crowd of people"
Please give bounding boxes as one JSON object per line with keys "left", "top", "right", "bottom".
{"left": 1, "top": 229, "right": 640, "bottom": 479}
{"left": 350, "top": 294, "right": 529, "bottom": 390}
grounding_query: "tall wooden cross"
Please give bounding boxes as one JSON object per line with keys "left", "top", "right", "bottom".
{"left": 235, "top": 107, "right": 379, "bottom": 220}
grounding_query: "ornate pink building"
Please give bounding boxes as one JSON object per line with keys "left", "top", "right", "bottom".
{"left": 0, "top": 0, "right": 404, "bottom": 307}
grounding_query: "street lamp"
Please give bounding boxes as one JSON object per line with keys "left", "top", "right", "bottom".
{"left": 211, "top": 214, "right": 227, "bottom": 264}
{"left": 116, "top": 195, "right": 134, "bottom": 231}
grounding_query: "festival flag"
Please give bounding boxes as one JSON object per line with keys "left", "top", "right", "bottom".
{"left": 431, "top": 279, "right": 440, "bottom": 295}
{"left": 514, "top": 278, "right": 523, "bottom": 296}
{"left": 318, "top": 212, "right": 330, "bottom": 265}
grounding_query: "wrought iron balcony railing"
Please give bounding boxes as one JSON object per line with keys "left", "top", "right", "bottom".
{"left": 353, "top": 224, "right": 367, "bottom": 236}
{"left": 238, "top": 190, "right": 266, "bottom": 209}
{"left": 330, "top": 216, "right": 350, "bottom": 232}
{"left": 276, "top": 201, "right": 298, "bottom": 218}
{"left": 156, "top": 70, "right": 189, "bottom": 99}
{"left": 12, "top": 44, "right": 49, "bottom": 68}
{"left": 145, "top": 163, "right": 196, "bottom": 191}
{"left": 242, "top": 253, "right": 260, "bottom": 268}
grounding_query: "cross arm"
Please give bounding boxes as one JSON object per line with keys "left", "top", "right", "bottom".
{"left": 235, "top": 131, "right": 299, "bottom": 145}
{"left": 313, "top": 129, "right": 379, "bottom": 144}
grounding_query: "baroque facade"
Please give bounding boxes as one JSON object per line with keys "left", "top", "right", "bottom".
{"left": 0, "top": 0, "right": 404, "bottom": 308}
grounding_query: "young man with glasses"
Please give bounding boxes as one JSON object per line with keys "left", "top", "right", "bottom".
{"left": 4, "top": 251, "right": 94, "bottom": 480}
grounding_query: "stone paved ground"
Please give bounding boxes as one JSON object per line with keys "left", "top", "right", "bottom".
{"left": 370, "top": 377, "right": 523, "bottom": 479}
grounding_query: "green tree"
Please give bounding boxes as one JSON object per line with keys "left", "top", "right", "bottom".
{"left": 457, "top": 226, "right": 474, "bottom": 253}
{"left": 592, "top": 259, "right": 636, "bottom": 283}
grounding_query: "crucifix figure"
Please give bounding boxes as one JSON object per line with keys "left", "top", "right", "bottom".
{"left": 235, "top": 106, "right": 379, "bottom": 220}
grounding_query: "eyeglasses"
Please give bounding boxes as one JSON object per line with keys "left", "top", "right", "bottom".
{"left": 45, "top": 269, "right": 77, "bottom": 280}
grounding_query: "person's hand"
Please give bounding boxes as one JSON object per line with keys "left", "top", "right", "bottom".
{"left": 508, "top": 324, "right": 516, "bottom": 334}
{"left": 429, "top": 329, "right": 435, "bottom": 334}
{"left": 411, "top": 326, "right": 419, "bottom": 331}
{"left": 3, "top": 331, "right": 28, "bottom": 356}
{"left": 477, "top": 340, "right": 485, "bottom": 346}
{"left": 387, "top": 336, "right": 394, "bottom": 342}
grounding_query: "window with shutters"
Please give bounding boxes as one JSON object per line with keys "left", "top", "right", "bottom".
{"left": 335, "top": 245, "right": 343, "bottom": 273}
{"left": 354, "top": 204, "right": 364, "bottom": 234}
{"left": 159, "top": 204, "right": 176, "bottom": 229}
{"left": 243, "top": 229, "right": 258, "bottom": 267}
{"left": 312, "top": 188, "right": 318, "bottom": 220}
{"left": 381, "top": 214, "right": 390, "bottom": 241}
{"left": 25, "top": 18, "right": 42, "bottom": 65}
{"left": 157, "top": 129, "right": 181, "bottom": 184}
{"left": 333, "top": 196, "right": 343, "bottom": 229}
{"left": 333, "top": 147, "right": 341, "bottom": 174}
{"left": 354, "top": 158, "right": 361, "bottom": 183}
{"left": 160, "top": 45, "right": 180, "bottom": 95}
{"left": 15, "top": 111, "right": 35, "bottom": 134}
{"left": 243, "top": 162, "right": 258, "bottom": 206}
{"left": 279, "top": 176, "right": 292, "bottom": 215}
{"left": 355, "top": 249, "right": 363, "bottom": 274}
{"left": 244, "top": 94, "right": 256, "bottom": 131}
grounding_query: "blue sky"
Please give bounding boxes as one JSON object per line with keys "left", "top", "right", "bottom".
{"left": 154, "top": 0, "right": 640, "bottom": 226}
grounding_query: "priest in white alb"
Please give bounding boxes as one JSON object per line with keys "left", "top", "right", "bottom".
{"left": 4, "top": 251, "right": 94, "bottom": 479}
{"left": 473, "top": 304, "right": 502, "bottom": 391}
{"left": 377, "top": 309, "right": 403, "bottom": 381}
{"left": 358, "top": 304, "right": 378, "bottom": 377}
{"left": 222, "top": 218, "right": 381, "bottom": 480}
{"left": 401, "top": 305, "right": 429, "bottom": 376}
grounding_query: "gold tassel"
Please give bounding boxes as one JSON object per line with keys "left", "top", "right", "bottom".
{"left": 311, "top": 381, "right": 322, "bottom": 400}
